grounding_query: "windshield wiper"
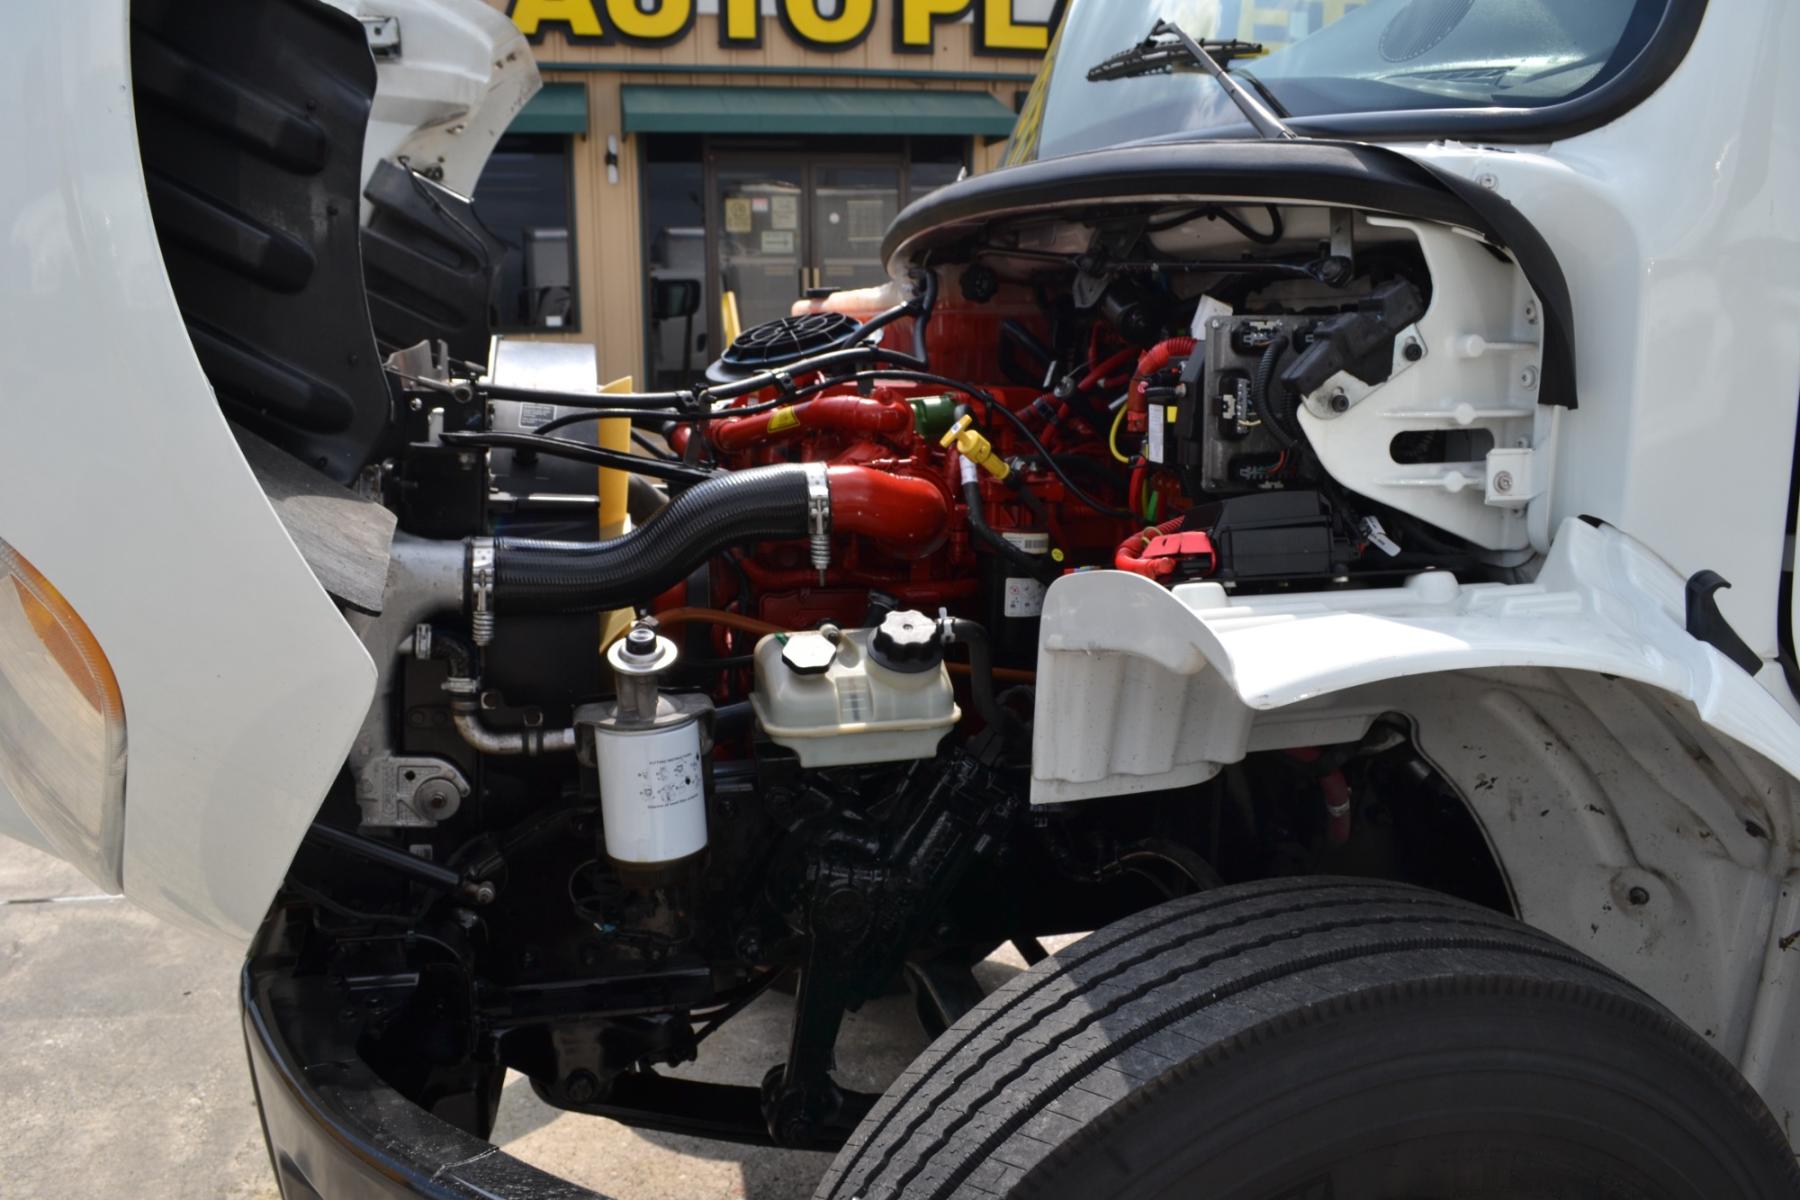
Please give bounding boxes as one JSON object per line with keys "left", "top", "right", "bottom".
{"left": 1086, "top": 20, "right": 1297, "bottom": 142}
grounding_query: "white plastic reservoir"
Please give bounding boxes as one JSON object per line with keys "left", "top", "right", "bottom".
{"left": 751, "top": 624, "right": 959, "bottom": 768}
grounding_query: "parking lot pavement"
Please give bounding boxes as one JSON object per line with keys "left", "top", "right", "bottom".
{"left": 0, "top": 838, "right": 276, "bottom": 1199}
{"left": 0, "top": 836, "right": 1046, "bottom": 1199}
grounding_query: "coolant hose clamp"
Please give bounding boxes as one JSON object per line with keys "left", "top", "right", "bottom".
{"left": 469, "top": 538, "right": 497, "bottom": 647}
{"left": 803, "top": 463, "right": 832, "bottom": 584}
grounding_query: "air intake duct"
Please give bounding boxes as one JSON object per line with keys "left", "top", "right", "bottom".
{"left": 473, "top": 463, "right": 948, "bottom": 616}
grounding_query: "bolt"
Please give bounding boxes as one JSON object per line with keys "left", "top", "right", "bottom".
{"left": 1627, "top": 885, "right": 1651, "bottom": 906}
{"left": 1524, "top": 301, "right": 1539, "bottom": 325}
{"left": 1476, "top": 172, "right": 1499, "bottom": 189}
{"left": 1402, "top": 338, "right": 1423, "bottom": 362}
{"left": 409, "top": 397, "right": 423, "bottom": 411}
{"left": 1493, "top": 471, "right": 1514, "bottom": 495}
{"left": 1329, "top": 391, "right": 1350, "bottom": 414}
{"left": 564, "top": 1071, "right": 600, "bottom": 1104}
{"left": 1519, "top": 365, "right": 1539, "bottom": 390}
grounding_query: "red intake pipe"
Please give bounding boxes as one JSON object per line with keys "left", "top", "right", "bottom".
{"left": 827, "top": 466, "right": 950, "bottom": 551}
{"left": 710, "top": 395, "right": 913, "bottom": 452}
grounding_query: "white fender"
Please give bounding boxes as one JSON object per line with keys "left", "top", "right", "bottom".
{"left": 1033, "top": 517, "right": 1800, "bottom": 804}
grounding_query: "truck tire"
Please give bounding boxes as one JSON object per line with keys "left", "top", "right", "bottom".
{"left": 816, "top": 877, "right": 1800, "bottom": 1200}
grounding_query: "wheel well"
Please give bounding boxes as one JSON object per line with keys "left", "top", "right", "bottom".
{"left": 1030, "top": 711, "right": 1513, "bottom": 926}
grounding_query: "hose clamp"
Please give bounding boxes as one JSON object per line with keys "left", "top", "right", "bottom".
{"left": 469, "top": 538, "right": 496, "bottom": 647}
{"left": 803, "top": 462, "right": 831, "bottom": 584}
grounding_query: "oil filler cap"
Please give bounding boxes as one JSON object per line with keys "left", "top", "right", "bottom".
{"left": 870, "top": 610, "right": 943, "bottom": 674}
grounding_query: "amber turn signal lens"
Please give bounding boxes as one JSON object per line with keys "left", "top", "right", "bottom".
{"left": 0, "top": 538, "right": 127, "bottom": 889}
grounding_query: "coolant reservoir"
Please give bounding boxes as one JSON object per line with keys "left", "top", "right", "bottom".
{"left": 751, "top": 612, "right": 959, "bottom": 768}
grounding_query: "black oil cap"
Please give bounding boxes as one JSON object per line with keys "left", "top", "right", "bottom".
{"left": 870, "top": 610, "right": 942, "bottom": 674}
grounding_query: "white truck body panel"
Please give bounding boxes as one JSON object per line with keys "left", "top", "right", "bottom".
{"left": 0, "top": 0, "right": 534, "bottom": 940}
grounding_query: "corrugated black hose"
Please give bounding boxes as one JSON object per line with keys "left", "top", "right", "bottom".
{"left": 483, "top": 464, "right": 816, "bottom": 614}
{"left": 1250, "top": 336, "right": 1298, "bottom": 449}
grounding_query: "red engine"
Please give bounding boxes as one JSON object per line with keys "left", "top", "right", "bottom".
{"left": 651, "top": 287, "right": 1158, "bottom": 669}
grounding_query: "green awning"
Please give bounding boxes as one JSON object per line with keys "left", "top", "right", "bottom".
{"left": 510, "top": 83, "right": 588, "bottom": 135}
{"left": 620, "top": 85, "right": 1017, "bottom": 137}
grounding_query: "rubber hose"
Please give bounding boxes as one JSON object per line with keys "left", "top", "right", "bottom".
{"left": 963, "top": 480, "right": 1058, "bottom": 583}
{"left": 426, "top": 626, "right": 477, "bottom": 680}
{"left": 1251, "top": 338, "right": 1298, "bottom": 449}
{"left": 945, "top": 618, "right": 1022, "bottom": 743}
{"left": 910, "top": 267, "right": 938, "bottom": 364}
{"left": 489, "top": 464, "right": 815, "bottom": 614}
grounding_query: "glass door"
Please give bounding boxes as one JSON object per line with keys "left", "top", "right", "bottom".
{"left": 705, "top": 151, "right": 911, "bottom": 350}
{"left": 710, "top": 158, "right": 808, "bottom": 337}
{"left": 810, "top": 164, "right": 902, "bottom": 295}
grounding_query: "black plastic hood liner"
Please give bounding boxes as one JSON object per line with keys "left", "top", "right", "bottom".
{"left": 883, "top": 139, "right": 1577, "bottom": 409}
{"left": 363, "top": 160, "right": 506, "bottom": 369}
{"left": 133, "top": 0, "right": 392, "bottom": 481}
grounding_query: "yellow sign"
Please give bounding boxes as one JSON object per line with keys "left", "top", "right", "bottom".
{"left": 507, "top": 0, "right": 1062, "bottom": 56}
{"left": 724, "top": 196, "right": 753, "bottom": 234}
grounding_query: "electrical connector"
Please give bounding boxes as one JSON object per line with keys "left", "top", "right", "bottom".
{"left": 940, "top": 415, "right": 1012, "bottom": 482}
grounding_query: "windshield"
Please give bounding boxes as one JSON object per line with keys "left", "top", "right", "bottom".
{"left": 1005, "top": 0, "right": 1675, "bottom": 166}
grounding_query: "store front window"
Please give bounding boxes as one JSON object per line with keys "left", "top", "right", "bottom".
{"left": 643, "top": 135, "right": 971, "bottom": 391}
{"left": 474, "top": 134, "right": 579, "bottom": 333}
{"left": 645, "top": 136, "right": 708, "bottom": 392}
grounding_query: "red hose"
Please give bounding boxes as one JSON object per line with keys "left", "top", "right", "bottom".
{"left": 827, "top": 466, "right": 950, "bottom": 551}
{"left": 1127, "top": 337, "right": 1197, "bottom": 433}
{"left": 1286, "top": 747, "right": 1353, "bottom": 845}
{"left": 710, "top": 394, "right": 913, "bottom": 452}
{"left": 1114, "top": 516, "right": 1186, "bottom": 579}
{"left": 1081, "top": 347, "right": 1138, "bottom": 394}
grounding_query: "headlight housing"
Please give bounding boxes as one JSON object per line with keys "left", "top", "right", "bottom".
{"left": 0, "top": 537, "right": 126, "bottom": 889}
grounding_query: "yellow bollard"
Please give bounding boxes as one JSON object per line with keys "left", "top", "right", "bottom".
{"left": 598, "top": 375, "right": 638, "bottom": 650}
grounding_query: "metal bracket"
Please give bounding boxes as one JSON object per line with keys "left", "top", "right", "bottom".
{"left": 355, "top": 755, "right": 471, "bottom": 828}
{"left": 1484, "top": 446, "right": 1542, "bottom": 507}
{"left": 1329, "top": 207, "right": 1355, "bottom": 264}
{"left": 803, "top": 463, "right": 831, "bottom": 585}
{"left": 469, "top": 538, "right": 496, "bottom": 646}
{"left": 360, "top": 16, "right": 401, "bottom": 58}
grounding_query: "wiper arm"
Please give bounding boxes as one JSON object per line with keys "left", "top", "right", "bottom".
{"left": 1086, "top": 20, "right": 1297, "bottom": 142}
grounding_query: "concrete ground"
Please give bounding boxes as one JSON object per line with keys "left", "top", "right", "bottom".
{"left": 0, "top": 837, "right": 1047, "bottom": 1199}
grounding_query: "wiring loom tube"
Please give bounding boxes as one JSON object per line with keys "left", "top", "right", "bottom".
{"left": 1251, "top": 337, "right": 1298, "bottom": 449}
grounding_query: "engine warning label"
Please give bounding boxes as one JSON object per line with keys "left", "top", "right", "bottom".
{"left": 641, "top": 751, "right": 702, "bottom": 810}
{"left": 1004, "top": 576, "right": 1046, "bottom": 618}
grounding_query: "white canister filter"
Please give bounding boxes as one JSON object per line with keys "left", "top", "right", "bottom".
{"left": 594, "top": 719, "right": 707, "bottom": 866}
